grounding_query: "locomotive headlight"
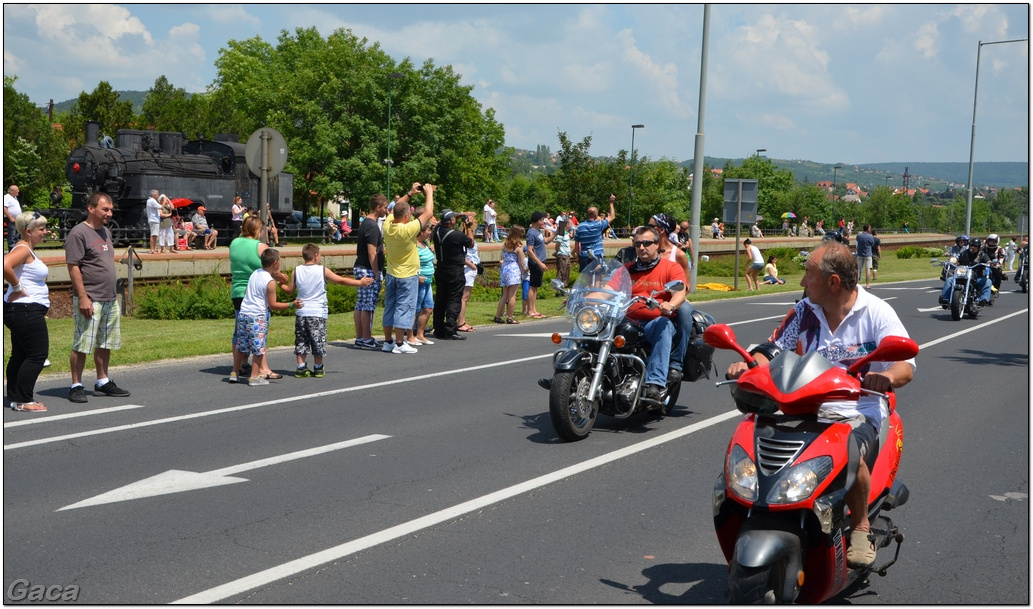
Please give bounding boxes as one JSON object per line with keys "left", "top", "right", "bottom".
{"left": 767, "top": 456, "right": 833, "bottom": 505}
{"left": 575, "top": 307, "right": 603, "bottom": 335}
{"left": 726, "top": 444, "right": 758, "bottom": 502}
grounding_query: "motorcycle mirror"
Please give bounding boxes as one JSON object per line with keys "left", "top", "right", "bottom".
{"left": 703, "top": 324, "right": 756, "bottom": 366}
{"left": 586, "top": 250, "right": 597, "bottom": 260}
{"left": 847, "top": 336, "right": 919, "bottom": 376}
{"left": 550, "top": 278, "right": 566, "bottom": 291}
{"left": 664, "top": 280, "right": 685, "bottom": 293}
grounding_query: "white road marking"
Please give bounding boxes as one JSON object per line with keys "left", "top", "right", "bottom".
{"left": 3, "top": 354, "right": 552, "bottom": 451}
{"left": 747, "top": 302, "right": 800, "bottom": 306}
{"left": 58, "top": 435, "right": 389, "bottom": 511}
{"left": 3, "top": 404, "right": 145, "bottom": 428}
{"left": 916, "top": 309, "right": 1027, "bottom": 350}
{"left": 728, "top": 314, "right": 787, "bottom": 326}
{"left": 171, "top": 410, "right": 742, "bottom": 604}
{"left": 917, "top": 306, "right": 946, "bottom": 312}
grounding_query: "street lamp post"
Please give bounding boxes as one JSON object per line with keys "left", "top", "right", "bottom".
{"left": 965, "top": 38, "right": 1028, "bottom": 236}
{"left": 385, "top": 71, "right": 404, "bottom": 195}
{"left": 628, "top": 124, "right": 645, "bottom": 228}
{"left": 832, "top": 163, "right": 843, "bottom": 194}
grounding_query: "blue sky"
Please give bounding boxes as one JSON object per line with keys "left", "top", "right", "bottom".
{"left": 3, "top": 4, "right": 1029, "bottom": 164}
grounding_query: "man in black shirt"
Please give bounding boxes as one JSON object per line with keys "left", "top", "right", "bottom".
{"left": 940, "top": 238, "right": 992, "bottom": 306}
{"left": 353, "top": 194, "right": 389, "bottom": 349}
{"left": 433, "top": 210, "right": 475, "bottom": 340}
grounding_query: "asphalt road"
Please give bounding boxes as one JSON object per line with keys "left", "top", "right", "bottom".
{"left": 3, "top": 278, "right": 1029, "bottom": 604}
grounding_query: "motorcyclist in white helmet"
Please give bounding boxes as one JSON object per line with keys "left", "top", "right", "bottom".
{"left": 982, "top": 234, "right": 1007, "bottom": 295}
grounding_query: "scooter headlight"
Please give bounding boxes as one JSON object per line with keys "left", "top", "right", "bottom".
{"left": 575, "top": 306, "right": 603, "bottom": 335}
{"left": 767, "top": 456, "right": 833, "bottom": 505}
{"left": 727, "top": 444, "right": 758, "bottom": 502}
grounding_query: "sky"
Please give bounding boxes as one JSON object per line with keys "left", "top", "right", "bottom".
{"left": 3, "top": 3, "right": 1029, "bottom": 165}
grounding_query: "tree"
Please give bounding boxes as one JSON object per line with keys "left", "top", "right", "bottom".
{"left": 209, "top": 27, "right": 509, "bottom": 215}
{"left": 549, "top": 132, "right": 596, "bottom": 221}
{"left": 141, "top": 76, "right": 191, "bottom": 131}
{"left": 3, "top": 76, "right": 69, "bottom": 205}
{"left": 65, "top": 81, "right": 136, "bottom": 148}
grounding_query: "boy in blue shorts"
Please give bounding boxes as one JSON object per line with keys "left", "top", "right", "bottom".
{"left": 284, "top": 243, "right": 374, "bottom": 377}
{"left": 233, "top": 249, "right": 302, "bottom": 386}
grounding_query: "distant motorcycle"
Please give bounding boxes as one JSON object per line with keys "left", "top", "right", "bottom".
{"left": 544, "top": 257, "right": 716, "bottom": 442}
{"left": 933, "top": 258, "right": 988, "bottom": 321}
{"left": 1016, "top": 246, "right": 1029, "bottom": 294}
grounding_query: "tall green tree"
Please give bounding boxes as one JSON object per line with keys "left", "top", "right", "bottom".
{"left": 65, "top": 81, "right": 136, "bottom": 148}
{"left": 3, "top": 76, "right": 69, "bottom": 205}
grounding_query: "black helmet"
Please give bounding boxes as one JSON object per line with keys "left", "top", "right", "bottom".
{"left": 969, "top": 238, "right": 982, "bottom": 248}
{"left": 955, "top": 235, "right": 964, "bottom": 244}
{"left": 823, "top": 230, "right": 847, "bottom": 244}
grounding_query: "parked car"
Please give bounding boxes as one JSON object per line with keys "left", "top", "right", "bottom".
{"left": 280, "top": 212, "right": 326, "bottom": 236}
{"left": 475, "top": 223, "right": 509, "bottom": 241}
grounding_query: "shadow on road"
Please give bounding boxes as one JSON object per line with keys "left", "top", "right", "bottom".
{"left": 600, "top": 561, "right": 728, "bottom": 603}
{"left": 940, "top": 348, "right": 1028, "bottom": 368}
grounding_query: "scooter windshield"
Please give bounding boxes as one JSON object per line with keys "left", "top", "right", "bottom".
{"left": 565, "top": 258, "right": 633, "bottom": 320}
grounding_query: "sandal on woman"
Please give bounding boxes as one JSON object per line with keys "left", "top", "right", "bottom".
{"left": 492, "top": 317, "right": 506, "bottom": 324}
{"left": 506, "top": 318, "right": 520, "bottom": 324}
{"left": 12, "top": 402, "right": 46, "bottom": 412}
{"left": 530, "top": 313, "right": 547, "bottom": 319}
{"left": 457, "top": 324, "right": 475, "bottom": 332}
{"left": 261, "top": 372, "right": 284, "bottom": 380}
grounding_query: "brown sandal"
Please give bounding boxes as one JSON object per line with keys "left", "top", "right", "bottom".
{"left": 506, "top": 318, "right": 520, "bottom": 324}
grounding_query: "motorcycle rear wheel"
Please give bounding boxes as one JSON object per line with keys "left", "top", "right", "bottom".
{"left": 950, "top": 289, "right": 963, "bottom": 321}
{"left": 727, "top": 558, "right": 789, "bottom": 604}
{"left": 549, "top": 366, "right": 598, "bottom": 442}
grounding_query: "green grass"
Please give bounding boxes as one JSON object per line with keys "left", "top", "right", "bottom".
{"left": 4, "top": 255, "right": 943, "bottom": 375}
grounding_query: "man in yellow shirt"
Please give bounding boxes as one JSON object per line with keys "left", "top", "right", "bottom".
{"left": 381, "top": 183, "right": 436, "bottom": 354}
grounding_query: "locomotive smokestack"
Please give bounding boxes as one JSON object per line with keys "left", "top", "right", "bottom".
{"left": 85, "top": 121, "right": 101, "bottom": 147}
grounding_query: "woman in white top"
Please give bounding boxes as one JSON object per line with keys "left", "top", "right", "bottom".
{"left": 3, "top": 211, "right": 51, "bottom": 411}
{"left": 744, "top": 238, "right": 764, "bottom": 291}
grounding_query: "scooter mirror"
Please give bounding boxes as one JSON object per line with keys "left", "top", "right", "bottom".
{"left": 847, "top": 336, "right": 919, "bottom": 376}
{"left": 703, "top": 324, "right": 757, "bottom": 368}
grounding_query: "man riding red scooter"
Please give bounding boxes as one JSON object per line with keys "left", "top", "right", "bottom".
{"left": 725, "top": 243, "right": 916, "bottom": 566}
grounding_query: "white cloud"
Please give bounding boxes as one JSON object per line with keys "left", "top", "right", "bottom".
{"left": 723, "top": 13, "right": 848, "bottom": 113}
{"left": 835, "top": 5, "right": 888, "bottom": 29}
{"left": 913, "top": 22, "right": 939, "bottom": 59}
{"left": 205, "top": 5, "right": 262, "bottom": 28}
{"left": 615, "top": 29, "right": 691, "bottom": 118}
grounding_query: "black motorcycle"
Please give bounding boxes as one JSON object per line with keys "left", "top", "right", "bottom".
{"left": 934, "top": 259, "right": 988, "bottom": 321}
{"left": 1015, "top": 246, "right": 1028, "bottom": 294}
{"left": 543, "top": 258, "right": 716, "bottom": 442}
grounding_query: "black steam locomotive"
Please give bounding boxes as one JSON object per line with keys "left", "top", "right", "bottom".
{"left": 55, "top": 121, "right": 293, "bottom": 245}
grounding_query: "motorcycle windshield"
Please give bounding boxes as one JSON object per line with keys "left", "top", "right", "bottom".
{"left": 565, "top": 258, "right": 633, "bottom": 319}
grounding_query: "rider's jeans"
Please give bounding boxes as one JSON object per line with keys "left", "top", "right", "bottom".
{"left": 940, "top": 274, "right": 991, "bottom": 303}
{"left": 670, "top": 302, "right": 694, "bottom": 373}
{"left": 642, "top": 316, "right": 675, "bottom": 387}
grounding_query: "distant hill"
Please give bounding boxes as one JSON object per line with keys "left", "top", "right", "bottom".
{"left": 680, "top": 158, "right": 1029, "bottom": 191}
{"left": 52, "top": 90, "right": 147, "bottom": 114}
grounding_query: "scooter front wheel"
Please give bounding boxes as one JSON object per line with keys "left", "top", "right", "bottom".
{"left": 727, "top": 558, "right": 789, "bottom": 604}
{"left": 549, "top": 366, "right": 598, "bottom": 441}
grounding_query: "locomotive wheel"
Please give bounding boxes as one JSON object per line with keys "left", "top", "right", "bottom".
{"left": 549, "top": 366, "right": 598, "bottom": 442}
{"left": 949, "top": 290, "right": 963, "bottom": 321}
{"left": 727, "top": 558, "right": 789, "bottom": 604}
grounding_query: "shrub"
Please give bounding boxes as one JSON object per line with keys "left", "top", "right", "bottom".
{"left": 135, "top": 272, "right": 234, "bottom": 320}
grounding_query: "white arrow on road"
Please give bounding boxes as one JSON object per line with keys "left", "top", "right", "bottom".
{"left": 58, "top": 434, "right": 390, "bottom": 511}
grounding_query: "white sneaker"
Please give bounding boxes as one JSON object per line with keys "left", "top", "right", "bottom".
{"left": 228, "top": 372, "right": 238, "bottom": 384}
{"left": 382, "top": 341, "right": 395, "bottom": 353}
{"left": 392, "top": 342, "right": 418, "bottom": 354}
{"left": 248, "top": 376, "right": 269, "bottom": 386}
{"left": 43, "top": 359, "right": 51, "bottom": 367}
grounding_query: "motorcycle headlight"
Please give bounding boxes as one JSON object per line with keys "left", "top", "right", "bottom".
{"left": 727, "top": 444, "right": 758, "bottom": 502}
{"left": 956, "top": 267, "right": 969, "bottom": 277}
{"left": 575, "top": 306, "right": 603, "bottom": 335}
{"left": 767, "top": 456, "right": 833, "bottom": 505}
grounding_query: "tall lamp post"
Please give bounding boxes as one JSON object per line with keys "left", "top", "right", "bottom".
{"left": 385, "top": 71, "right": 404, "bottom": 195}
{"left": 832, "top": 163, "right": 843, "bottom": 194}
{"left": 965, "top": 38, "right": 1028, "bottom": 236}
{"left": 628, "top": 124, "right": 645, "bottom": 228}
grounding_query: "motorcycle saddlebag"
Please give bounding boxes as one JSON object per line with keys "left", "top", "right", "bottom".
{"left": 682, "top": 310, "right": 716, "bottom": 382}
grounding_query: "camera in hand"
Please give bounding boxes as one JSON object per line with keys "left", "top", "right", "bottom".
{"left": 416, "top": 184, "right": 425, "bottom": 193}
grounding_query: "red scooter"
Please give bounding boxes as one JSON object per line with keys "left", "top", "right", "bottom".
{"left": 704, "top": 324, "right": 919, "bottom": 603}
